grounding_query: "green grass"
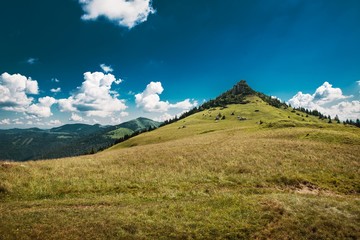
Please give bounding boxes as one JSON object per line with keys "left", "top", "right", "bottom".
{"left": 105, "top": 127, "right": 134, "bottom": 139}
{"left": 1, "top": 96, "right": 359, "bottom": 239}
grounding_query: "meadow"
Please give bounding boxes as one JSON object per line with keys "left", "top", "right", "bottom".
{"left": 1, "top": 96, "right": 359, "bottom": 239}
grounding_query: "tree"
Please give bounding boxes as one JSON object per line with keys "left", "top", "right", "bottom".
{"left": 334, "top": 115, "right": 340, "bottom": 123}
{"left": 90, "top": 147, "right": 96, "bottom": 154}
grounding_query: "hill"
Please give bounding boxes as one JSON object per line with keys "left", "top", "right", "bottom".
{"left": 0, "top": 117, "right": 161, "bottom": 161}
{"left": 200, "top": 80, "right": 287, "bottom": 109}
{"left": 0, "top": 81, "right": 359, "bottom": 239}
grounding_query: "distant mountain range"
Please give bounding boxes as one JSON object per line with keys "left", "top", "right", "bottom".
{"left": 0, "top": 117, "right": 161, "bottom": 161}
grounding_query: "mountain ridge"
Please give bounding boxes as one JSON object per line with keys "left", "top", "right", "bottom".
{"left": 0, "top": 117, "right": 161, "bottom": 161}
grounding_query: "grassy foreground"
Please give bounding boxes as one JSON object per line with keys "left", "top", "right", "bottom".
{"left": 1, "top": 97, "right": 359, "bottom": 239}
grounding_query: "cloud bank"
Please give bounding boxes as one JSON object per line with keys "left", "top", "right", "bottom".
{"left": 0, "top": 69, "right": 131, "bottom": 126}
{"left": 79, "top": 0, "right": 155, "bottom": 28}
{"left": 288, "top": 81, "right": 360, "bottom": 120}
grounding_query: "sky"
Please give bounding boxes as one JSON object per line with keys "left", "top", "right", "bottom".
{"left": 0, "top": 0, "right": 359, "bottom": 128}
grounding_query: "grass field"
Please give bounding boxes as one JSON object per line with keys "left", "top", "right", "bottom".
{"left": 1, "top": 96, "right": 359, "bottom": 239}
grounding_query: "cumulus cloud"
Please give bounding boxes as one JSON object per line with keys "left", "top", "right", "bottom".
{"left": 100, "top": 64, "right": 113, "bottom": 73}
{"left": 26, "top": 96, "right": 57, "bottom": 118}
{"left": 312, "top": 82, "right": 349, "bottom": 105}
{"left": 0, "top": 72, "right": 39, "bottom": 112}
{"left": 79, "top": 0, "right": 155, "bottom": 28}
{"left": 153, "top": 110, "right": 188, "bottom": 122}
{"left": 69, "top": 113, "right": 84, "bottom": 122}
{"left": 50, "top": 87, "right": 61, "bottom": 93}
{"left": 13, "top": 119, "right": 24, "bottom": 125}
{"left": 271, "top": 96, "right": 282, "bottom": 102}
{"left": 0, "top": 119, "right": 11, "bottom": 125}
{"left": 288, "top": 81, "right": 359, "bottom": 120}
{"left": 328, "top": 101, "right": 360, "bottom": 120}
{"left": 120, "top": 111, "right": 129, "bottom": 117}
{"left": 51, "top": 78, "right": 60, "bottom": 83}
{"left": 135, "top": 82, "right": 198, "bottom": 113}
{"left": 135, "top": 82, "right": 169, "bottom": 112}
{"left": 153, "top": 113, "right": 172, "bottom": 122}
{"left": 170, "top": 99, "right": 199, "bottom": 110}
{"left": 58, "top": 71, "right": 127, "bottom": 117}
{"left": 110, "top": 117, "right": 122, "bottom": 124}
{"left": 48, "top": 120, "right": 62, "bottom": 126}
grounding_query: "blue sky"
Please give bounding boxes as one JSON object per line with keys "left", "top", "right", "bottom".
{"left": 0, "top": 0, "right": 359, "bottom": 128}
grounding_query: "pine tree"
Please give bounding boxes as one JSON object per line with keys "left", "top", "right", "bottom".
{"left": 328, "top": 115, "right": 332, "bottom": 124}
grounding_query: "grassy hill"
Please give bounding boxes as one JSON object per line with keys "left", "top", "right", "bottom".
{"left": 105, "top": 117, "right": 162, "bottom": 139}
{"left": 0, "top": 90, "right": 359, "bottom": 239}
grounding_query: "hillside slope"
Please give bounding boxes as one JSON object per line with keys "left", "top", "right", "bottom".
{"left": 0, "top": 85, "right": 359, "bottom": 239}
{"left": 113, "top": 95, "right": 359, "bottom": 149}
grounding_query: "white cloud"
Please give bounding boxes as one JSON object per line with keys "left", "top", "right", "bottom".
{"left": 0, "top": 72, "right": 39, "bottom": 112}
{"left": 152, "top": 110, "right": 188, "bottom": 122}
{"left": 288, "top": 81, "right": 359, "bottom": 120}
{"left": 50, "top": 87, "right": 61, "bottom": 93}
{"left": 13, "top": 119, "right": 23, "bottom": 125}
{"left": 288, "top": 92, "right": 315, "bottom": 109}
{"left": 0, "top": 119, "right": 11, "bottom": 125}
{"left": 170, "top": 99, "right": 198, "bottom": 110}
{"left": 271, "top": 96, "right": 282, "bottom": 102}
{"left": 69, "top": 113, "right": 84, "bottom": 122}
{"left": 0, "top": 115, "right": 63, "bottom": 127}
{"left": 120, "top": 111, "right": 129, "bottom": 117}
{"left": 100, "top": 64, "right": 113, "bottom": 73}
{"left": 110, "top": 117, "right": 122, "bottom": 124}
{"left": 27, "top": 58, "right": 38, "bottom": 65}
{"left": 58, "top": 71, "right": 127, "bottom": 117}
{"left": 51, "top": 78, "right": 60, "bottom": 83}
{"left": 135, "top": 82, "right": 169, "bottom": 112}
{"left": 153, "top": 113, "right": 173, "bottom": 122}
{"left": 79, "top": 0, "right": 155, "bottom": 28}
{"left": 135, "top": 81, "right": 198, "bottom": 113}
{"left": 26, "top": 96, "right": 57, "bottom": 118}
{"left": 48, "top": 120, "right": 62, "bottom": 126}
{"left": 312, "top": 82, "right": 350, "bottom": 105}
{"left": 328, "top": 101, "right": 360, "bottom": 120}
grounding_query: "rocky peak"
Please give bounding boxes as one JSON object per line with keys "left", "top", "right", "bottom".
{"left": 230, "top": 80, "right": 255, "bottom": 96}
